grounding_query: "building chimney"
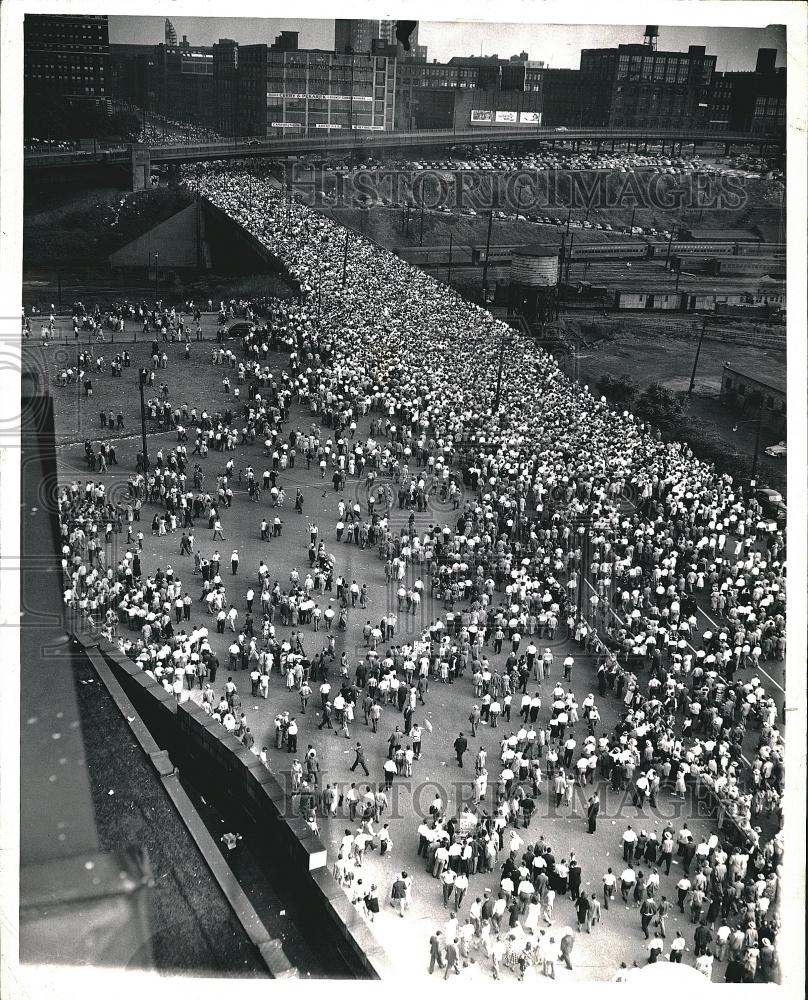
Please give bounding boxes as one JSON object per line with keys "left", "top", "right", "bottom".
{"left": 755, "top": 48, "right": 776, "bottom": 74}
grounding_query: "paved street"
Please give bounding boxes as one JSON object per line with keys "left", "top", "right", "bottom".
{"left": 47, "top": 325, "right": 758, "bottom": 982}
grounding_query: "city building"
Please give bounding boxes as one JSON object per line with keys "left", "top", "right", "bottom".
{"left": 394, "top": 55, "right": 543, "bottom": 130}
{"left": 224, "top": 42, "right": 398, "bottom": 136}
{"left": 152, "top": 42, "right": 214, "bottom": 125}
{"left": 541, "top": 68, "right": 605, "bottom": 126}
{"left": 24, "top": 13, "right": 110, "bottom": 108}
{"left": 102, "top": 23, "right": 785, "bottom": 138}
{"left": 165, "top": 18, "right": 177, "bottom": 47}
{"left": 540, "top": 27, "right": 725, "bottom": 130}
{"left": 109, "top": 42, "right": 156, "bottom": 111}
{"left": 334, "top": 19, "right": 376, "bottom": 55}
{"left": 212, "top": 38, "right": 240, "bottom": 134}
{"left": 376, "top": 20, "right": 427, "bottom": 61}
{"left": 580, "top": 28, "right": 716, "bottom": 129}
{"left": 709, "top": 49, "right": 786, "bottom": 133}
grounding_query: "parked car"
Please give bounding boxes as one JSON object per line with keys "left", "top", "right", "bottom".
{"left": 754, "top": 487, "right": 787, "bottom": 527}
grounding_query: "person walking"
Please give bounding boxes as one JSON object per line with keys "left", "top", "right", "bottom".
{"left": 558, "top": 926, "right": 576, "bottom": 971}
{"left": 587, "top": 793, "right": 600, "bottom": 833}
{"left": 428, "top": 931, "right": 446, "bottom": 974}
{"left": 350, "top": 742, "right": 370, "bottom": 776}
{"left": 575, "top": 892, "right": 591, "bottom": 934}
{"left": 453, "top": 732, "right": 468, "bottom": 767}
{"left": 602, "top": 868, "right": 616, "bottom": 910}
{"left": 391, "top": 873, "right": 408, "bottom": 918}
{"left": 640, "top": 896, "right": 658, "bottom": 939}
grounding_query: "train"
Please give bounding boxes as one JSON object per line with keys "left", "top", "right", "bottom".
{"left": 401, "top": 239, "right": 785, "bottom": 269}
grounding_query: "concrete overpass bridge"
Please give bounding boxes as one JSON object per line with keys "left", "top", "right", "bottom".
{"left": 24, "top": 125, "right": 784, "bottom": 190}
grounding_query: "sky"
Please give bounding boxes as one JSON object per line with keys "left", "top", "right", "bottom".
{"left": 109, "top": 17, "right": 786, "bottom": 71}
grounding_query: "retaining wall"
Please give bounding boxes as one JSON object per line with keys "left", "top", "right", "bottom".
{"left": 92, "top": 635, "right": 393, "bottom": 979}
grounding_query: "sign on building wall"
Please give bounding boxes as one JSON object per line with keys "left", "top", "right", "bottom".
{"left": 271, "top": 122, "right": 301, "bottom": 128}
{"left": 520, "top": 111, "right": 542, "bottom": 124}
{"left": 495, "top": 110, "right": 518, "bottom": 123}
{"left": 315, "top": 123, "right": 343, "bottom": 128}
{"left": 267, "top": 92, "right": 373, "bottom": 102}
{"left": 470, "top": 109, "right": 494, "bottom": 123}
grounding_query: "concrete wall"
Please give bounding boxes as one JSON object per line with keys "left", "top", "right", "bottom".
{"left": 93, "top": 637, "right": 391, "bottom": 978}
{"left": 110, "top": 200, "right": 209, "bottom": 274}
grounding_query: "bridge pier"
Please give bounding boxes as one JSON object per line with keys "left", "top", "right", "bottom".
{"left": 130, "top": 145, "right": 151, "bottom": 191}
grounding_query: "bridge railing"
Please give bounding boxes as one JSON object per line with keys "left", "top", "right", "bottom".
{"left": 25, "top": 125, "right": 785, "bottom": 168}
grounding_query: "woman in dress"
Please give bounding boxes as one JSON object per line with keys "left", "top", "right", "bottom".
{"left": 364, "top": 884, "right": 380, "bottom": 922}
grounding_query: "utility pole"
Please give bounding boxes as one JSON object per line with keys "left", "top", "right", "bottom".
{"left": 566, "top": 208, "right": 571, "bottom": 234}
{"left": 664, "top": 225, "right": 677, "bottom": 270}
{"left": 556, "top": 234, "right": 566, "bottom": 319}
{"left": 493, "top": 331, "right": 509, "bottom": 411}
{"left": 482, "top": 209, "right": 494, "bottom": 300}
{"left": 419, "top": 204, "right": 424, "bottom": 247}
{"left": 687, "top": 316, "right": 707, "bottom": 396}
{"left": 447, "top": 233, "right": 453, "bottom": 285}
{"left": 565, "top": 233, "right": 575, "bottom": 286}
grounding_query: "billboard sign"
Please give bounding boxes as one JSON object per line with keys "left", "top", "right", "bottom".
{"left": 271, "top": 122, "right": 301, "bottom": 128}
{"left": 470, "top": 108, "right": 541, "bottom": 126}
{"left": 315, "top": 123, "right": 342, "bottom": 129}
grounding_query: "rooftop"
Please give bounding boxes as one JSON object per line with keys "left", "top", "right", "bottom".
{"left": 722, "top": 362, "right": 787, "bottom": 395}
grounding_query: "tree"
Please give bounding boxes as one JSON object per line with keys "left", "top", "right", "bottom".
{"left": 596, "top": 373, "right": 637, "bottom": 408}
{"left": 633, "top": 382, "right": 688, "bottom": 436}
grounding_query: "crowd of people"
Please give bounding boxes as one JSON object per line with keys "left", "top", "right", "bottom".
{"left": 55, "top": 158, "right": 786, "bottom": 980}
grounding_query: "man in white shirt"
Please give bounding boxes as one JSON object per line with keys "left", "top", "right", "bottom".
{"left": 620, "top": 866, "right": 636, "bottom": 902}
{"left": 622, "top": 825, "right": 638, "bottom": 862}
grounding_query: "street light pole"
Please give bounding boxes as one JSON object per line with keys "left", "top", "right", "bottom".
{"left": 447, "top": 233, "right": 453, "bottom": 285}
{"left": 153, "top": 251, "right": 159, "bottom": 304}
{"left": 139, "top": 377, "right": 149, "bottom": 474}
{"left": 751, "top": 403, "right": 763, "bottom": 483}
{"left": 482, "top": 208, "right": 494, "bottom": 299}
{"left": 493, "top": 331, "right": 509, "bottom": 411}
{"left": 342, "top": 229, "right": 349, "bottom": 286}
